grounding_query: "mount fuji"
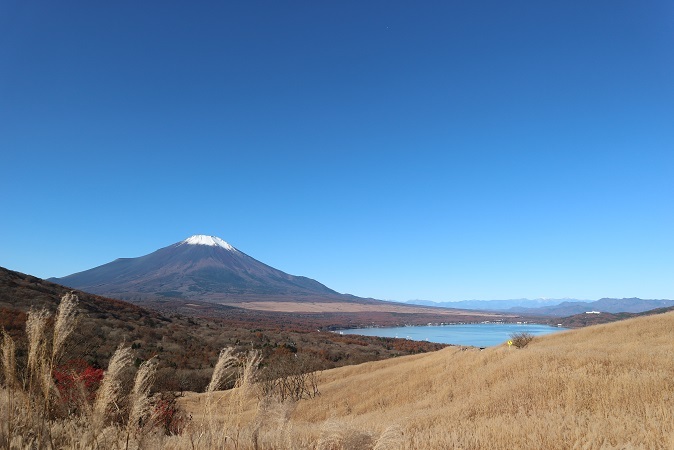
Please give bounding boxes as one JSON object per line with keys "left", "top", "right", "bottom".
{"left": 49, "top": 235, "right": 345, "bottom": 304}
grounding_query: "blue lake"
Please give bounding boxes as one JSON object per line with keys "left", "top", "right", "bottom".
{"left": 337, "top": 323, "right": 568, "bottom": 347}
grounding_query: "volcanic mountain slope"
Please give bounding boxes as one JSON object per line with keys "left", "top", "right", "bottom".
{"left": 48, "top": 235, "right": 523, "bottom": 320}
{"left": 50, "top": 235, "right": 346, "bottom": 304}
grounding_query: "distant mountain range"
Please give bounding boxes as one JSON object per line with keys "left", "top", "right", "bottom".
{"left": 47, "top": 234, "right": 673, "bottom": 317}
{"left": 406, "top": 298, "right": 590, "bottom": 311}
{"left": 509, "top": 298, "right": 674, "bottom": 316}
{"left": 49, "top": 235, "right": 347, "bottom": 304}
{"left": 407, "top": 298, "right": 674, "bottom": 316}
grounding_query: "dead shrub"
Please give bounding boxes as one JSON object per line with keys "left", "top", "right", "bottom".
{"left": 510, "top": 332, "right": 534, "bottom": 348}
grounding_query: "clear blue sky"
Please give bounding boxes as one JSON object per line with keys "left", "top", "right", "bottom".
{"left": 1, "top": 1, "right": 673, "bottom": 301}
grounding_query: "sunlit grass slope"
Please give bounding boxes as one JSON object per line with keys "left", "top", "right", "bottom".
{"left": 185, "top": 311, "right": 674, "bottom": 449}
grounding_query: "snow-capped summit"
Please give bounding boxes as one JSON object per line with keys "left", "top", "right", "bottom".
{"left": 182, "top": 235, "right": 236, "bottom": 251}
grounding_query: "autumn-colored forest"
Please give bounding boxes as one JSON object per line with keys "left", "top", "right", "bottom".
{"left": 0, "top": 267, "right": 446, "bottom": 393}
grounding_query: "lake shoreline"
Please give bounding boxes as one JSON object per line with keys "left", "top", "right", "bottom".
{"left": 335, "top": 322, "right": 568, "bottom": 347}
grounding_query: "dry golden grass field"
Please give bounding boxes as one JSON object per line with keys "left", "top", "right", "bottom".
{"left": 3, "top": 293, "right": 674, "bottom": 449}
{"left": 180, "top": 310, "right": 674, "bottom": 449}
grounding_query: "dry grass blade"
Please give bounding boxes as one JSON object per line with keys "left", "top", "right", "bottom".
{"left": 128, "top": 358, "right": 157, "bottom": 430}
{"left": 231, "top": 350, "right": 261, "bottom": 433}
{"left": 93, "top": 344, "right": 133, "bottom": 430}
{"left": 1, "top": 330, "right": 17, "bottom": 448}
{"left": 126, "top": 358, "right": 157, "bottom": 450}
{"left": 52, "top": 292, "right": 79, "bottom": 361}
{"left": 1, "top": 330, "right": 16, "bottom": 389}
{"left": 206, "top": 348, "right": 236, "bottom": 394}
{"left": 39, "top": 363, "right": 57, "bottom": 404}
{"left": 236, "top": 350, "right": 260, "bottom": 393}
{"left": 372, "top": 424, "right": 403, "bottom": 450}
{"left": 25, "top": 308, "right": 50, "bottom": 381}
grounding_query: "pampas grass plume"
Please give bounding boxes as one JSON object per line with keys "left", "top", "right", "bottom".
{"left": 206, "top": 348, "right": 236, "bottom": 394}
{"left": 1, "top": 330, "right": 16, "bottom": 389}
{"left": 52, "top": 292, "right": 78, "bottom": 361}
{"left": 373, "top": 424, "right": 404, "bottom": 450}
{"left": 93, "top": 344, "right": 133, "bottom": 430}
{"left": 128, "top": 358, "right": 157, "bottom": 430}
{"left": 25, "top": 308, "right": 49, "bottom": 381}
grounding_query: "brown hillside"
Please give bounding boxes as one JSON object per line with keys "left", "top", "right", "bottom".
{"left": 0, "top": 266, "right": 446, "bottom": 392}
{"left": 183, "top": 311, "right": 674, "bottom": 449}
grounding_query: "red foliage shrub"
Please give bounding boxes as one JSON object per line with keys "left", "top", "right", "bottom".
{"left": 53, "top": 360, "right": 104, "bottom": 412}
{"left": 153, "top": 392, "right": 189, "bottom": 435}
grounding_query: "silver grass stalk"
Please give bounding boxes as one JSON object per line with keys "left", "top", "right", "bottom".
{"left": 26, "top": 308, "right": 50, "bottom": 382}
{"left": 235, "top": 350, "right": 260, "bottom": 392}
{"left": 205, "top": 347, "right": 237, "bottom": 435}
{"left": 2, "top": 330, "right": 17, "bottom": 450}
{"left": 40, "top": 362, "right": 57, "bottom": 404}
{"left": 1, "top": 330, "right": 17, "bottom": 389}
{"left": 373, "top": 424, "right": 404, "bottom": 450}
{"left": 128, "top": 358, "right": 157, "bottom": 431}
{"left": 93, "top": 345, "right": 133, "bottom": 430}
{"left": 230, "top": 350, "right": 261, "bottom": 437}
{"left": 233, "top": 350, "right": 261, "bottom": 418}
{"left": 206, "top": 348, "right": 236, "bottom": 394}
{"left": 52, "top": 292, "right": 78, "bottom": 362}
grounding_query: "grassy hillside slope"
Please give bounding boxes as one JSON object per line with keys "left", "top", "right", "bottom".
{"left": 184, "top": 311, "right": 674, "bottom": 449}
